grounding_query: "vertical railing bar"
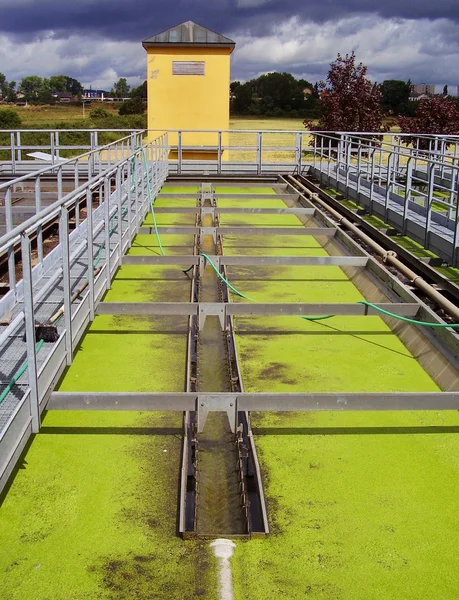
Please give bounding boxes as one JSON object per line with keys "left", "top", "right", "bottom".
{"left": 5, "top": 187, "right": 17, "bottom": 298}
{"left": 217, "top": 131, "right": 222, "bottom": 175}
{"left": 16, "top": 131, "right": 21, "bottom": 163}
{"left": 35, "top": 176, "right": 43, "bottom": 264}
{"left": 116, "top": 167, "right": 123, "bottom": 268}
{"left": 104, "top": 175, "right": 111, "bottom": 290}
{"left": 403, "top": 158, "right": 413, "bottom": 235}
{"left": 59, "top": 206, "right": 73, "bottom": 365}
{"left": 178, "top": 131, "right": 182, "bottom": 176}
{"left": 86, "top": 188, "right": 95, "bottom": 320}
{"left": 10, "top": 132, "right": 16, "bottom": 174}
{"left": 21, "top": 233, "right": 40, "bottom": 433}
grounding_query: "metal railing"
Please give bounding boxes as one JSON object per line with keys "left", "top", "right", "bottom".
{"left": 2, "top": 127, "right": 459, "bottom": 263}
{"left": 0, "top": 132, "right": 168, "bottom": 491}
{"left": 0, "top": 129, "right": 145, "bottom": 171}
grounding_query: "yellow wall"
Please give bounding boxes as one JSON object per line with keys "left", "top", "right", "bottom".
{"left": 146, "top": 46, "right": 232, "bottom": 154}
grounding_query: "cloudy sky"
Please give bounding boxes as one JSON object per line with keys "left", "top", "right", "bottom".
{"left": 0, "top": 0, "right": 458, "bottom": 92}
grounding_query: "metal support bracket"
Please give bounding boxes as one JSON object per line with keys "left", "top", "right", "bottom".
{"left": 200, "top": 226, "right": 217, "bottom": 244}
{"left": 199, "top": 302, "right": 226, "bottom": 330}
{"left": 197, "top": 394, "right": 238, "bottom": 433}
{"left": 200, "top": 254, "right": 220, "bottom": 277}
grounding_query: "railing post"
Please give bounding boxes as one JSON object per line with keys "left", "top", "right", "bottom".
{"left": 86, "top": 188, "right": 95, "bottom": 320}
{"left": 327, "top": 137, "right": 332, "bottom": 177}
{"left": 403, "top": 158, "right": 413, "bottom": 235}
{"left": 217, "top": 131, "right": 222, "bottom": 175}
{"left": 10, "top": 132, "right": 16, "bottom": 174}
{"left": 452, "top": 177, "right": 459, "bottom": 267}
{"left": 59, "top": 206, "right": 73, "bottom": 365}
{"left": 35, "top": 176, "right": 43, "bottom": 264}
{"left": 134, "top": 152, "right": 141, "bottom": 232}
{"left": 128, "top": 159, "right": 134, "bottom": 245}
{"left": 313, "top": 134, "right": 317, "bottom": 170}
{"left": 345, "top": 135, "right": 352, "bottom": 191}
{"left": 57, "top": 166, "right": 63, "bottom": 201}
{"left": 384, "top": 152, "right": 394, "bottom": 222}
{"left": 295, "top": 133, "right": 302, "bottom": 174}
{"left": 21, "top": 232, "right": 40, "bottom": 433}
{"left": 369, "top": 149, "right": 376, "bottom": 215}
{"left": 16, "top": 131, "right": 21, "bottom": 163}
{"left": 104, "top": 176, "right": 111, "bottom": 289}
{"left": 448, "top": 159, "right": 457, "bottom": 222}
{"left": 116, "top": 167, "right": 123, "bottom": 267}
{"left": 4, "top": 186, "right": 16, "bottom": 299}
{"left": 50, "top": 131, "right": 55, "bottom": 166}
{"left": 356, "top": 141, "right": 362, "bottom": 195}
{"left": 424, "top": 162, "right": 436, "bottom": 248}
{"left": 257, "top": 132, "right": 262, "bottom": 175}
{"left": 55, "top": 131, "right": 60, "bottom": 160}
{"left": 178, "top": 131, "right": 182, "bottom": 176}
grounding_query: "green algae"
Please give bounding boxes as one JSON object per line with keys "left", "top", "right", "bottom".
{"left": 222, "top": 196, "right": 459, "bottom": 600}
{"left": 0, "top": 217, "right": 217, "bottom": 599}
{"left": 0, "top": 410, "right": 217, "bottom": 600}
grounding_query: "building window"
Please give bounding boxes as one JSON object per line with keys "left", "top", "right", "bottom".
{"left": 172, "top": 61, "right": 205, "bottom": 76}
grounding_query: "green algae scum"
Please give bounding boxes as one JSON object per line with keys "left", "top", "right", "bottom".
{"left": 2, "top": 181, "right": 459, "bottom": 600}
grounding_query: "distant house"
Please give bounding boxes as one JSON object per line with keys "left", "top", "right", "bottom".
{"left": 51, "top": 92, "right": 74, "bottom": 103}
{"left": 409, "top": 92, "right": 431, "bottom": 102}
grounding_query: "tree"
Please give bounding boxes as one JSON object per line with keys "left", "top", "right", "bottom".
{"left": 230, "top": 81, "right": 241, "bottom": 94}
{"left": 6, "top": 81, "right": 17, "bottom": 103}
{"left": 48, "top": 75, "right": 68, "bottom": 92}
{"left": 118, "top": 97, "right": 145, "bottom": 115}
{"left": 398, "top": 96, "right": 459, "bottom": 149}
{"left": 304, "top": 52, "right": 385, "bottom": 138}
{"left": 113, "top": 78, "right": 130, "bottom": 98}
{"left": 131, "top": 81, "right": 147, "bottom": 99}
{"left": 232, "top": 81, "right": 253, "bottom": 114}
{"left": 443, "top": 84, "right": 448, "bottom": 97}
{"left": 65, "top": 77, "right": 83, "bottom": 96}
{"left": 0, "top": 73, "right": 7, "bottom": 99}
{"left": 0, "top": 109, "right": 21, "bottom": 128}
{"left": 256, "top": 72, "right": 304, "bottom": 112}
{"left": 19, "top": 75, "right": 44, "bottom": 101}
{"left": 381, "top": 80, "right": 412, "bottom": 115}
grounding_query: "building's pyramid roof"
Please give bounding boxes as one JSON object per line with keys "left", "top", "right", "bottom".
{"left": 142, "top": 21, "right": 235, "bottom": 49}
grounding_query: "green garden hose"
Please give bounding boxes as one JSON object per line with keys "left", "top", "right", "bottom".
{"left": 358, "top": 301, "right": 459, "bottom": 328}
{"left": 142, "top": 147, "right": 165, "bottom": 257}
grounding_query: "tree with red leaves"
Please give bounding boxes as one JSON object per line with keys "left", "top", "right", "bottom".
{"left": 398, "top": 97, "right": 459, "bottom": 149}
{"left": 304, "top": 52, "right": 385, "bottom": 140}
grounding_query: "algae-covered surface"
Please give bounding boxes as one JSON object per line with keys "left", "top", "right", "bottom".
{"left": 0, "top": 411, "right": 216, "bottom": 600}
{"left": 223, "top": 200, "right": 459, "bottom": 599}
{"left": 0, "top": 221, "right": 217, "bottom": 599}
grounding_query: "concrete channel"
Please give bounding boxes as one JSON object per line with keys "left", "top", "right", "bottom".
{"left": 1, "top": 177, "right": 459, "bottom": 599}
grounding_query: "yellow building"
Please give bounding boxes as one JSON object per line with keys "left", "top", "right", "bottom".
{"left": 142, "top": 21, "right": 235, "bottom": 160}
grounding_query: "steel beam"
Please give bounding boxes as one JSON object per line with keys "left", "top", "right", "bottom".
{"left": 139, "top": 226, "right": 337, "bottom": 236}
{"left": 49, "top": 391, "right": 459, "bottom": 414}
{"left": 96, "top": 302, "right": 198, "bottom": 316}
{"left": 225, "top": 302, "right": 420, "bottom": 317}
{"left": 94, "top": 301, "right": 420, "bottom": 330}
{"left": 122, "top": 255, "right": 368, "bottom": 267}
{"left": 152, "top": 207, "right": 315, "bottom": 215}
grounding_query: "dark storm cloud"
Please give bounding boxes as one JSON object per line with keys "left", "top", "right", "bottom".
{"left": 0, "top": 0, "right": 458, "bottom": 42}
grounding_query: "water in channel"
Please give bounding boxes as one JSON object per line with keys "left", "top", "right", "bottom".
{"left": 195, "top": 207, "right": 246, "bottom": 535}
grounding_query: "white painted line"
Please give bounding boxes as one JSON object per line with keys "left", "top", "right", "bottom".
{"left": 210, "top": 538, "right": 236, "bottom": 600}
